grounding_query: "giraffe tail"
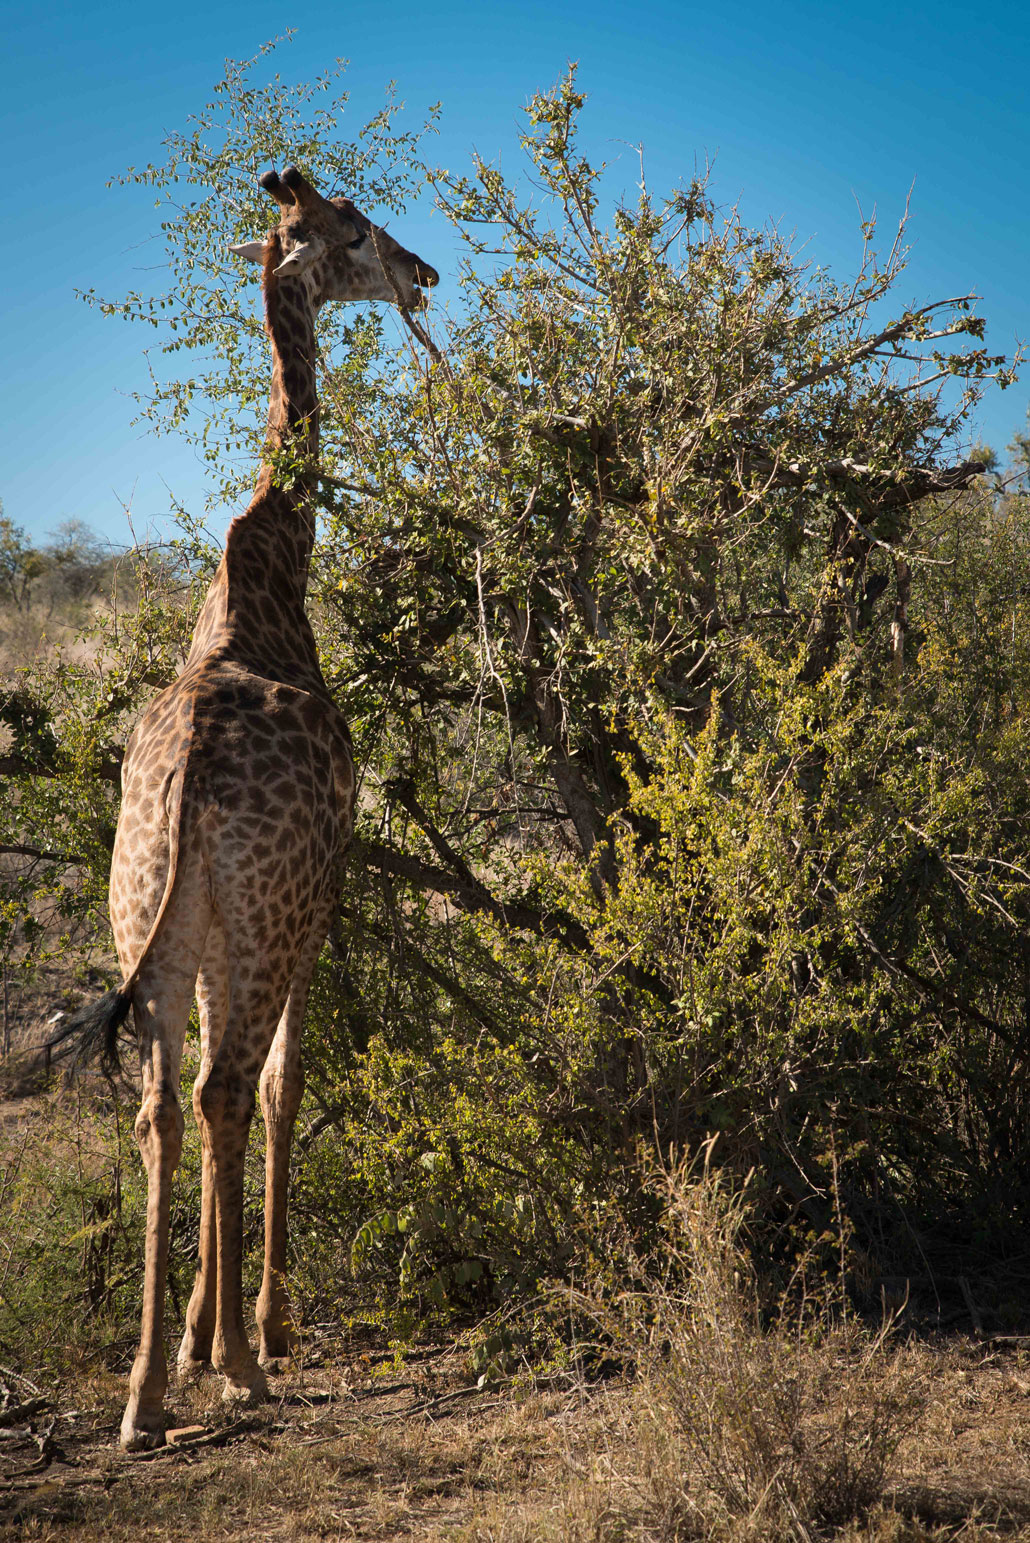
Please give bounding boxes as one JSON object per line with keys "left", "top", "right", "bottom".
{"left": 44, "top": 989, "right": 134, "bottom": 1078}
{"left": 44, "top": 764, "right": 197, "bottom": 1078}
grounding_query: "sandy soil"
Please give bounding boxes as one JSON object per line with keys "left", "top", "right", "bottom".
{"left": 4, "top": 1334, "right": 1030, "bottom": 1540}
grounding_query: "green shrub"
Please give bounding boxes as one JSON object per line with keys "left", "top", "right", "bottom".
{"left": 3, "top": 51, "right": 1028, "bottom": 1343}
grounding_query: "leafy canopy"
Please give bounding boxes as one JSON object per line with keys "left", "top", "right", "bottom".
{"left": 5, "top": 46, "right": 1029, "bottom": 1322}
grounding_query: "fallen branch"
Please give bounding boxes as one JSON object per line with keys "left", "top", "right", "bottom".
{"left": 0, "top": 1397, "right": 49, "bottom": 1428}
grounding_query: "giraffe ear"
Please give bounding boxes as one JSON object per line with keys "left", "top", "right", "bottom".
{"left": 274, "top": 239, "right": 324, "bottom": 278}
{"left": 229, "top": 240, "right": 267, "bottom": 264}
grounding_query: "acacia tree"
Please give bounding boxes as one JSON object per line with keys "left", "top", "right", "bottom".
{"left": 6, "top": 49, "right": 1030, "bottom": 1316}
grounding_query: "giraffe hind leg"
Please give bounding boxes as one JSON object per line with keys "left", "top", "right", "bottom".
{"left": 256, "top": 998, "right": 304, "bottom": 1370}
{"left": 178, "top": 922, "right": 230, "bottom": 1379}
{"left": 256, "top": 888, "right": 337, "bottom": 1368}
{"left": 187, "top": 756, "right": 341, "bottom": 1400}
{"left": 119, "top": 933, "right": 210, "bottom": 1450}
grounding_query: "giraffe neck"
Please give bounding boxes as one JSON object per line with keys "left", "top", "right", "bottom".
{"left": 187, "top": 236, "right": 325, "bottom": 685}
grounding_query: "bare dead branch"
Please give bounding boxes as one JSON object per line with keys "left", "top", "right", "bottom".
{"left": 351, "top": 836, "right": 591, "bottom": 952}
{"left": 0, "top": 844, "right": 81, "bottom": 865}
{"left": 740, "top": 450, "right": 986, "bottom": 511}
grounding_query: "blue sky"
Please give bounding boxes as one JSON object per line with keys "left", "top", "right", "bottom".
{"left": 4, "top": 0, "right": 1028, "bottom": 549}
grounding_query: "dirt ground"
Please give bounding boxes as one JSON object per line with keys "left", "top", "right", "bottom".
{"left": 2, "top": 1343, "right": 567, "bottom": 1541}
{"left": 4, "top": 1334, "right": 1030, "bottom": 1542}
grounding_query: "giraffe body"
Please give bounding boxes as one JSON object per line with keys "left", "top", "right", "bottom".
{"left": 111, "top": 649, "right": 351, "bottom": 1443}
{"left": 57, "top": 165, "right": 438, "bottom": 1449}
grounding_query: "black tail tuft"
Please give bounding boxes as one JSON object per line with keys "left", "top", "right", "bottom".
{"left": 44, "top": 989, "right": 134, "bottom": 1078}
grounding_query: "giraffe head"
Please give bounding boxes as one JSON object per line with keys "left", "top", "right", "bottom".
{"left": 230, "top": 165, "right": 439, "bottom": 309}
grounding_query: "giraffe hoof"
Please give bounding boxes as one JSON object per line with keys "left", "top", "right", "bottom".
{"left": 176, "top": 1355, "right": 212, "bottom": 1385}
{"left": 258, "top": 1329, "right": 300, "bottom": 1371}
{"left": 257, "top": 1353, "right": 292, "bottom": 1375}
{"left": 221, "top": 1368, "right": 269, "bottom": 1406}
{"left": 120, "top": 1417, "right": 166, "bottom": 1452}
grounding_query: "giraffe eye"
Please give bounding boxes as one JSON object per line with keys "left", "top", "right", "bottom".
{"left": 346, "top": 233, "right": 367, "bottom": 251}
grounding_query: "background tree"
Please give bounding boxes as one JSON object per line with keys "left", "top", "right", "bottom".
{"left": 0, "top": 508, "right": 48, "bottom": 614}
{"left": 5, "top": 48, "right": 1029, "bottom": 1326}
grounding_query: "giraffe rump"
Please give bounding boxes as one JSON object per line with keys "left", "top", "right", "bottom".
{"left": 44, "top": 763, "right": 197, "bottom": 1081}
{"left": 44, "top": 987, "right": 134, "bottom": 1077}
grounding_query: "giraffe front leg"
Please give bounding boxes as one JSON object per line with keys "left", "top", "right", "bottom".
{"left": 178, "top": 946, "right": 228, "bottom": 1379}
{"left": 257, "top": 1004, "right": 305, "bottom": 1368}
{"left": 121, "top": 1076, "right": 184, "bottom": 1450}
{"left": 197, "top": 1064, "right": 269, "bottom": 1406}
{"left": 177, "top": 1131, "right": 216, "bottom": 1378}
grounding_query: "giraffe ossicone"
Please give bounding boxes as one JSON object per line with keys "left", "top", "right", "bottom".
{"left": 49, "top": 164, "right": 437, "bottom": 1451}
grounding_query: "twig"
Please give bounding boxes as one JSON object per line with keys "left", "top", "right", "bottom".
{"left": 370, "top": 1384, "right": 502, "bottom": 1421}
{"left": 0, "top": 845, "right": 80, "bottom": 865}
{"left": 958, "top": 1275, "right": 984, "bottom": 1338}
{"left": 0, "top": 1398, "right": 49, "bottom": 1428}
{"left": 761, "top": 298, "right": 976, "bottom": 406}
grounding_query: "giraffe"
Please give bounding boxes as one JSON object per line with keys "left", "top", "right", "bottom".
{"left": 51, "top": 165, "right": 438, "bottom": 1450}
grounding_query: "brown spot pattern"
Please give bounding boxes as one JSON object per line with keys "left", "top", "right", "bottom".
{"left": 110, "top": 166, "right": 431, "bottom": 1451}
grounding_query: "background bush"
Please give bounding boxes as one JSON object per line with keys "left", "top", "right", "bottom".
{"left": 3, "top": 47, "right": 1028, "bottom": 1354}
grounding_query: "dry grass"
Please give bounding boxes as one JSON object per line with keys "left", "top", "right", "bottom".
{"left": 7, "top": 1346, "right": 1030, "bottom": 1543}
{"left": 3, "top": 1341, "right": 1030, "bottom": 1540}
{"left": 1, "top": 1355, "right": 577, "bottom": 1542}
{"left": 5, "top": 1166, "right": 1030, "bottom": 1542}
{"left": 551, "top": 1163, "right": 930, "bottom": 1540}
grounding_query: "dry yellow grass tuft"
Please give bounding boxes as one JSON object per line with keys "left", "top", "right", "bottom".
{"left": 5, "top": 1156, "right": 1030, "bottom": 1541}
{"left": 540, "top": 1161, "right": 1030, "bottom": 1542}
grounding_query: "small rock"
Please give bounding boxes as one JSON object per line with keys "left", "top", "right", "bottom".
{"left": 166, "top": 1425, "right": 208, "bottom": 1445}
